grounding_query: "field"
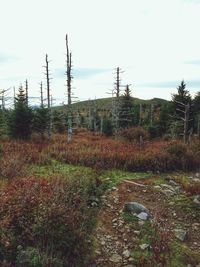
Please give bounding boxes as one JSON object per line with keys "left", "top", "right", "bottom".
{"left": 0, "top": 130, "right": 200, "bottom": 266}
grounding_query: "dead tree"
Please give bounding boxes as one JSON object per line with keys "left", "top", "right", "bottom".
{"left": 65, "top": 34, "right": 73, "bottom": 143}
{"left": 112, "top": 67, "right": 122, "bottom": 136}
{"left": 44, "top": 54, "right": 52, "bottom": 140}
{"left": 13, "top": 86, "right": 16, "bottom": 107}
{"left": 175, "top": 100, "right": 192, "bottom": 143}
{"left": 40, "top": 82, "right": 44, "bottom": 108}
{"left": 25, "top": 79, "right": 28, "bottom": 106}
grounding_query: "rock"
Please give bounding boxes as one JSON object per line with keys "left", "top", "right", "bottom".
{"left": 134, "top": 230, "right": 141, "bottom": 235}
{"left": 109, "top": 254, "right": 122, "bottom": 263}
{"left": 174, "top": 229, "right": 187, "bottom": 241}
{"left": 163, "top": 189, "right": 176, "bottom": 196}
{"left": 154, "top": 185, "right": 162, "bottom": 190}
{"left": 123, "top": 249, "right": 131, "bottom": 258}
{"left": 192, "top": 178, "right": 200, "bottom": 182}
{"left": 137, "top": 212, "right": 149, "bottom": 220}
{"left": 95, "top": 249, "right": 101, "bottom": 255}
{"left": 139, "top": 244, "right": 149, "bottom": 250}
{"left": 195, "top": 173, "right": 200, "bottom": 178}
{"left": 169, "top": 180, "right": 178, "bottom": 186}
{"left": 138, "top": 220, "right": 145, "bottom": 226}
{"left": 193, "top": 195, "right": 200, "bottom": 207}
{"left": 111, "top": 186, "right": 118, "bottom": 191}
{"left": 161, "top": 184, "right": 176, "bottom": 192}
{"left": 124, "top": 202, "right": 150, "bottom": 215}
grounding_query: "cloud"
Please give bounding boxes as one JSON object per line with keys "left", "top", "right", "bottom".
{"left": 0, "top": 53, "right": 18, "bottom": 65}
{"left": 138, "top": 79, "right": 200, "bottom": 89}
{"left": 184, "top": 59, "right": 200, "bottom": 65}
{"left": 54, "top": 67, "right": 111, "bottom": 80}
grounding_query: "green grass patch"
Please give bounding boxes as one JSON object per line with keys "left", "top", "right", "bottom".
{"left": 99, "top": 170, "right": 152, "bottom": 189}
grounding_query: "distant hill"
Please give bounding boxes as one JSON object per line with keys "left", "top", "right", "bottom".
{"left": 53, "top": 97, "right": 169, "bottom": 112}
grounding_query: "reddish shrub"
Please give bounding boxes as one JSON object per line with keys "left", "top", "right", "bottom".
{"left": 0, "top": 176, "right": 98, "bottom": 266}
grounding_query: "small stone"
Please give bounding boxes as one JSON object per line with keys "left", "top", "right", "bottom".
{"left": 111, "top": 186, "right": 118, "bottom": 191}
{"left": 195, "top": 173, "right": 200, "bottom": 178}
{"left": 154, "top": 185, "right": 161, "bottom": 190}
{"left": 95, "top": 249, "right": 101, "bottom": 255}
{"left": 134, "top": 230, "right": 141, "bottom": 235}
{"left": 174, "top": 229, "right": 187, "bottom": 241}
{"left": 139, "top": 244, "right": 149, "bottom": 250}
{"left": 137, "top": 212, "right": 149, "bottom": 220}
{"left": 123, "top": 249, "right": 131, "bottom": 258}
{"left": 124, "top": 202, "right": 150, "bottom": 215}
{"left": 109, "top": 254, "right": 122, "bottom": 263}
{"left": 169, "top": 180, "right": 178, "bottom": 186}
{"left": 138, "top": 220, "right": 145, "bottom": 226}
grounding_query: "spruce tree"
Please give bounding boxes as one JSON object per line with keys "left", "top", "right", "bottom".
{"left": 9, "top": 85, "right": 33, "bottom": 139}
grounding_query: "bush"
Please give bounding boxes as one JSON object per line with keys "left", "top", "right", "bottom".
{"left": 0, "top": 152, "right": 25, "bottom": 179}
{"left": 166, "top": 141, "right": 199, "bottom": 171}
{"left": 119, "top": 127, "right": 149, "bottom": 142}
{"left": 0, "top": 176, "right": 99, "bottom": 266}
{"left": 102, "top": 118, "right": 113, "bottom": 136}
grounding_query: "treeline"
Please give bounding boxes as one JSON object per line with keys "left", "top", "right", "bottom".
{"left": 0, "top": 80, "right": 199, "bottom": 142}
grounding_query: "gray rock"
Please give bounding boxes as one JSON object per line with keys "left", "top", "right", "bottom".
{"left": 109, "top": 254, "right": 122, "bottom": 263}
{"left": 195, "top": 173, "right": 200, "bottom": 178}
{"left": 139, "top": 243, "right": 149, "bottom": 250}
{"left": 137, "top": 212, "right": 149, "bottom": 220}
{"left": 124, "top": 202, "right": 150, "bottom": 215}
{"left": 154, "top": 185, "right": 162, "bottom": 190}
{"left": 174, "top": 229, "right": 187, "bottom": 241}
{"left": 163, "top": 189, "right": 176, "bottom": 196}
{"left": 193, "top": 195, "right": 200, "bottom": 207}
{"left": 123, "top": 249, "right": 131, "bottom": 258}
{"left": 161, "top": 184, "right": 176, "bottom": 192}
{"left": 134, "top": 230, "right": 141, "bottom": 235}
{"left": 169, "top": 180, "right": 178, "bottom": 186}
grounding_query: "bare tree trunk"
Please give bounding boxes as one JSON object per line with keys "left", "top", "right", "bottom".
{"left": 13, "top": 86, "right": 16, "bottom": 108}
{"left": 40, "top": 82, "right": 44, "bottom": 108}
{"left": 45, "top": 54, "right": 52, "bottom": 140}
{"left": 66, "top": 34, "right": 73, "bottom": 143}
{"left": 25, "top": 79, "right": 28, "bottom": 106}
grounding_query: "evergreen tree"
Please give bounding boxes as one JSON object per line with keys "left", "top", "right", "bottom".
{"left": 119, "top": 85, "right": 133, "bottom": 128}
{"left": 9, "top": 85, "right": 33, "bottom": 139}
{"left": 172, "top": 80, "right": 192, "bottom": 116}
{"left": 171, "top": 81, "right": 192, "bottom": 142}
{"left": 33, "top": 107, "right": 49, "bottom": 137}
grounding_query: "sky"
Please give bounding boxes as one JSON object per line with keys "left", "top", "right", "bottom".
{"left": 0, "top": 0, "right": 200, "bottom": 106}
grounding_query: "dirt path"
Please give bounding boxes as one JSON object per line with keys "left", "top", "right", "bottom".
{"left": 89, "top": 177, "right": 200, "bottom": 267}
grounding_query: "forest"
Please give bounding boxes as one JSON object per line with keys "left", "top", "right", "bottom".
{"left": 0, "top": 35, "right": 200, "bottom": 267}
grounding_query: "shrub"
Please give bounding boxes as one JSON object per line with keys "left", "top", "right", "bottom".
{"left": 102, "top": 118, "right": 113, "bottom": 136}
{"left": 0, "top": 152, "right": 25, "bottom": 179}
{"left": 119, "top": 127, "right": 149, "bottom": 142}
{"left": 166, "top": 141, "right": 199, "bottom": 171}
{"left": 0, "top": 176, "right": 99, "bottom": 266}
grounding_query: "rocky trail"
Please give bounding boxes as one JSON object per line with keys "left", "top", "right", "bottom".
{"left": 89, "top": 175, "right": 200, "bottom": 267}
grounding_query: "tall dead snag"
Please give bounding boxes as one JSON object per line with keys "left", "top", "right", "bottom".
{"left": 13, "top": 86, "right": 16, "bottom": 108}
{"left": 65, "top": 34, "right": 73, "bottom": 143}
{"left": 112, "top": 67, "right": 122, "bottom": 136}
{"left": 44, "top": 54, "right": 52, "bottom": 140}
{"left": 175, "top": 100, "right": 191, "bottom": 143}
{"left": 40, "top": 81, "right": 44, "bottom": 108}
{"left": 25, "top": 79, "right": 28, "bottom": 106}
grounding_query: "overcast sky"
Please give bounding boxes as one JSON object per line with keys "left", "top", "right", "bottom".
{"left": 1, "top": 0, "right": 200, "bottom": 105}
